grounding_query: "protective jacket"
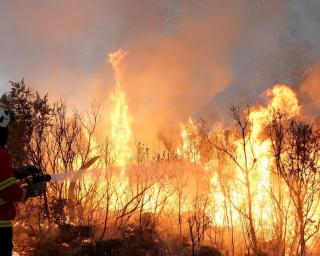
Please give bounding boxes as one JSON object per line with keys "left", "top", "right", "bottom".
{"left": 0, "top": 147, "right": 26, "bottom": 227}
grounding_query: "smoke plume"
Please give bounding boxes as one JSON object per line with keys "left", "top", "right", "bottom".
{"left": 0, "top": 0, "right": 320, "bottom": 144}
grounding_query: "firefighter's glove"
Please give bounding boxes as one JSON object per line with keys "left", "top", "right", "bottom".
{"left": 15, "top": 165, "right": 40, "bottom": 179}
{"left": 26, "top": 182, "right": 45, "bottom": 198}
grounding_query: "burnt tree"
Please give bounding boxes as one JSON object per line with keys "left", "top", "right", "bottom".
{"left": 212, "top": 106, "right": 260, "bottom": 255}
{"left": 268, "top": 113, "right": 320, "bottom": 256}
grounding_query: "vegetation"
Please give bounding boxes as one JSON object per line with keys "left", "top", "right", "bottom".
{"left": 2, "top": 80, "right": 320, "bottom": 256}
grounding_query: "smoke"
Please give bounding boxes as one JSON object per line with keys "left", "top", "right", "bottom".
{"left": 0, "top": 1, "right": 320, "bottom": 144}
{"left": 300, "top": 64, "right": 320, "bottom": 115}
{"left": 104, "top": 0, "right": 287, "bottom": 143}
{"left": 206, "top": 0, "right": 320, "bottom": 120}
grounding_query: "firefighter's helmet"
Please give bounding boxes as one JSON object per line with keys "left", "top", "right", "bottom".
{"left": 0, "top": 105, "right": 13, "bottom": 128}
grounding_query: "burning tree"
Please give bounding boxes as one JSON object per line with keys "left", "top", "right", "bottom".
{"left": 212, "top": 105, "right": 262, "bottom": 255}
{"left": 4, "top": 51, "right": 320, "bottom": 256}
{"left": 268, "top": 113, "right": 320, "bottom": 256}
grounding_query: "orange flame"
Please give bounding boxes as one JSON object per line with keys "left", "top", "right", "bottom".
{"left": 206, "top": 85, "right": 300, "bottom": 229}
{"left": 177, "top": 117, "right": 201, "bottom": 163}
{"left": 108, "top": 49, "right": 133, "bottom": 174}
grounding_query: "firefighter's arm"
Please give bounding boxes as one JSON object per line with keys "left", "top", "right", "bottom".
{"left": 0, "top": 152, "right": 43, "bottom": 202}
{"left": 14, "top": 165, "right": 40, "bottom": 180}
{"left": 0, "top": 180, "right": 27, "bottom": 202}
{"left": 0, "top": 177, "right": 42, "bottom": 202}
{"left": 0, "top": 157, "right": 27, "bottom": 202}
{"left": 0, "top": 153, "right": 26, "bottom": 202}
{"left": 14, "top": 165, "right": 45, "bottom": 198}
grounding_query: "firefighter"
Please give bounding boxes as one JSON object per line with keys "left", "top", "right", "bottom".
{"left": 0, "top": 105, "right": 42, "bottom": 256}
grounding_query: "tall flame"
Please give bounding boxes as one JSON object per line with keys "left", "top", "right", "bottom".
{"left": 207, "top": 85, "right": 300, "bottom": 227}
{"left": 108, "top": 49, "right": 133, "bottom": 174}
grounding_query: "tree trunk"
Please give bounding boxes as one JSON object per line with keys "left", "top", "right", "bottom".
{"left": 297, "top": 197, "right": 306, "bottom": 256}
{"left": 178, "top": 192, "right": 183, "bottom": 245}
{"left": 246, "top": 172, "right": 258, "bottom": 255}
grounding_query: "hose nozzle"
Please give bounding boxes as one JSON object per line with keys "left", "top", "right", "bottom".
{"left": 25, "top": 174, "right": 51, "bottom": 184}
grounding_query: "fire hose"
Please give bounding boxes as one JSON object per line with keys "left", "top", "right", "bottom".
{"left": 15, "top": 156, "right": 99, "bottom": 196}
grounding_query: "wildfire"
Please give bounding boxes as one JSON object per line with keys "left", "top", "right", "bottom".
{"left": 18, "top": 55, "right": 314, "bottom": 255}
{"left": 267, "top": 84, "right": 300, "bottom": 117}
{"left": 177, "top": 117, "right": 201, "bottom": 163}
{"left": 245, "top": 85, "right": 300, "bottom": 220}
{"left": 176, "top": 85, "right": 301, "bottom": 232}
{"left": 108, "top": 49, "right": 133, "bottom": 174}
{"left": 66, "top": 78, "right": 304, "bottom": 253}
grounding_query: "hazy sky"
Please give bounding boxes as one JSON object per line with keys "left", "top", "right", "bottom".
{"left": 0, "top": 0, "right": 319, "bottom": 142}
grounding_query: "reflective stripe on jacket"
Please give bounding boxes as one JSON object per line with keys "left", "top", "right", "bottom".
{"left": 0, "top": 147, "right": 24, "bottom": 225}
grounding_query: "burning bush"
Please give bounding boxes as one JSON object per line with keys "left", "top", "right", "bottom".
{"left": 4, "top": 75, "right": 320, "bottom": 256}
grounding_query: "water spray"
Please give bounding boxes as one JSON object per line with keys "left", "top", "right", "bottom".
{"left": 17, "top": 156, "right": 100, "bottom": 185}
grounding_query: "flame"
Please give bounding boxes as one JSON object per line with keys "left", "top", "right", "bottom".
{"left": 108, "top": 49, "right": 133, "bottom": 174}
{"left": 72, "top": 49, "right": 134, "bottom": 217}
{"left": 247, "top": 85, "right": 300, "bottom": 220}
{"left": 177, "top": 117, "right": 201, "bottom": 163}
{"left": 26, "top": 73, "right": 314, "bottom": 254}
{"left": 267, "top": 84, "right": 300, "bottom": 117}
{"left": 207, "top": 84, "right": 301, "bottom": 230}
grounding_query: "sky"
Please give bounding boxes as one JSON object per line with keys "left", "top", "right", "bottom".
{"left": 0, "top": 0, "right": 320, "bottom": 143}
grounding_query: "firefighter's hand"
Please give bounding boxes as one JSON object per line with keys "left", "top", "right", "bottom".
{"left": 14, "top": 165, "right": 41, "bottom": 179}
{"left": 24, "top": 183, "right": 45, "bottom": 200}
